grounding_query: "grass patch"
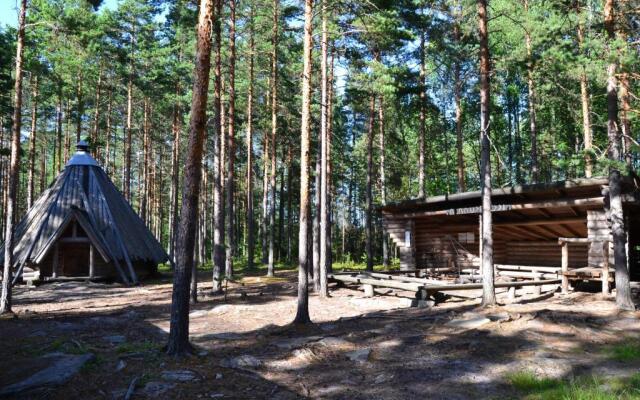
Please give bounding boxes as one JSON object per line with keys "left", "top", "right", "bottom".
{"left": 605, "top": 340, "right": 640, "bottom": 362}
{"left": 507, "top": 370, "right": 640, "bottom": 399}
{"left": 507, "top": 371, "right": 561, "bottom": 393}
{"left": 116, "top": 340, "right": 161, "bottom": 354}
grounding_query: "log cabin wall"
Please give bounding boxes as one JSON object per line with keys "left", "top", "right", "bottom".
{"left": 411, "top": 219, "right": 588, "bottom": 269}
{"left": 587, "top": 210, "right": 613, "bottom": 267}
{"left": 383, "top": 217, "right": 415, "bottom": 270}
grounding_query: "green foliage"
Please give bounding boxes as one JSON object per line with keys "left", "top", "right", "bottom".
{"left": 507, "top": 371, "right": 640, "bottom": 400}
{"left": 605, "top": 340, "right": 640, "bottom": 362}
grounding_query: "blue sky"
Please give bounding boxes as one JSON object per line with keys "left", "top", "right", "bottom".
{"left": 0, "top": 0, "right": 119, "bottom": 28}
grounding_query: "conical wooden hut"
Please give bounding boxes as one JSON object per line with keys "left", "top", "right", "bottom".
{"left": 0, "top": 141, "right": 168, "bottom": 285}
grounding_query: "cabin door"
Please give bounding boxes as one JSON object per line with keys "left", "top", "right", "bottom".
{"left": 60, "top": 243, "right": 90, "bottom": 277}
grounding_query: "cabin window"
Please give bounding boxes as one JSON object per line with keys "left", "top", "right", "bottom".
{"left": 404, "top": 230, "right": 411, "bottom": 247}
{"left": 458, "top": 232, "right": 474, "bottom": 244}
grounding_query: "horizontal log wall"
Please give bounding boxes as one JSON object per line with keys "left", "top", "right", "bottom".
{"left": 587, "top": 210, "right": 613, "bottom": 267}
{"left": 383, "top": 217, "right": 415, "bottom": 270}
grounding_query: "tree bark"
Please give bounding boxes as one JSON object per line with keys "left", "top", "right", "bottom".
{"left": 92, "top": 67, "right": 102, "bottom": 158}
{"left": 246, "top": 4, "right": 255, "bottom": 271}
{"left": 478, "top": 0, "right": 495, "bottom": 307}
{"left": 619, "top": 72, "right": 632, "bottom": 166}
{"left": 56, "top": 84, "right": 63, "bottom": 172}
{"left": 604, "top": 0, "right": 634, "bottom": 310}
{"left": 523, "top": 0, "right": 538, "bottom": 182}
{"left": 212, "top": 0, "right": 224, "bottom": 291}
{"left": 379, "top": 97, "right": 388, "bottom": 268}
{"left": 166, "top": 0, "right": 214, "bottom": 355}
{"left": 365, "top": 53, "right": 377, "bottom": 272}
{"left": 1, "top": 0, "right": 26, "bottom": 315}
{"left": 76, "top": 73, "right": 83, "bottom": 143}
{"left": 225, "top": 0, "right": 236, "bottom": 278}
{"left": 576, "top": 16, "right": 594, "bottom": 178}
{"left": 124, "top": 73, "right": 134, "bottom": 201}
{"left": 105, "top": 86, "right": 113, "bottom": 175}
{"left": 313, "top": 141, "right": 320, "bottom": 291}
{"left": 27, "top": 75, "right": 38, "bottom": 210}
{"left": 418, "top": 32, "right": 426, "bottom": 198}
{"left": 318, "top": 0, "right": 329, "bottom": 295}
{"left": 268, "top": 0, "right": 279, "bottom": 277}
{"left": 295, "top": 0, "right": 313, "bottom": 325}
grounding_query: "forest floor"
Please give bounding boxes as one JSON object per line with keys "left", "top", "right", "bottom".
{"left": 2, "top": 266, "right": 640, "bottom": 400}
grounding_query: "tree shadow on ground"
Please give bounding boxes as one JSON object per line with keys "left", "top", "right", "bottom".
{"left": 2, "top": 278, "right": 640, "bottom": 399}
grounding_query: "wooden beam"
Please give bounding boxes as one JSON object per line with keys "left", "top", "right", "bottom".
{"left": 560, "top": 223, "right": 582, "bottom": 237}
{"left": 52, "top": 244, "right": 59, "bottom": 279}
{"left": 89, "top": 244, "right": 95, "bottom": 279}
{"left": 507, "top": 225, "right": 549, "bottom": 240}
{"left": 561, "top": 242, "right": 569, "bottom": 294}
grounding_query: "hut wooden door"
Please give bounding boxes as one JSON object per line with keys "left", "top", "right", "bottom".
{"left": 60, "top": 242, "right": 90, "bottom": 277}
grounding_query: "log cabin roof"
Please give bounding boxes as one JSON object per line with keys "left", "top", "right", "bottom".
{"left": 381, "top": 177, "right": 640, "bottom": 242}
{"left": 381, "top": 177, "right": 640, "bottom": 216}
{"left": 0, "top": 143, "right": 168, "bottom": 283}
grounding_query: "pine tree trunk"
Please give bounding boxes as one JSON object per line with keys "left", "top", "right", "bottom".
{"left": 604, "top": 0, "right": 634, "bottom": 311}
{"left": 169, "top": 95, "right": 181, "bottom": 262}
{"left": 523, "top": 0, "right": 538, "bottom": 182}
{"left": 313, "top": 143, "right": 320, "bottom": 291}
{"left": 124, "top": 73, "right": 133, "bottom": 201}
{"left": 246, "top": 5, "right": 255, "bottom": 271}
{"left": 39, "top": 128, "right": 46, "bottom": 194}
{"left": 141, "top": 98, "right": 150, "bottom": 224}
{"left": 166, "top": 0, "right": 214, "bottom": 356}
{"left": 261, "top": 136, "right": 269, "bottom": 265}
{"left": 379, "top": 97, "right": 388, "bottom": 269}
{"left": 225, "top": 0, "right": 237, "bottom": 278}
{"left": 365, "top": 62, "right": 376, "bottom": 272}
{"left": 27, "top": 75, "right": 38, "bottom": 210}
{"left": 268, "top": 0, "right": 279, "bottom": 276}
{"left": 92, "top": 68, "right": 102, "bottom": 158}
{"left": 295, "top": 0, "right": 313, "bottom": 325}
{"left": 56, "top": 85, "right": 63, "bottom": 172}
{"left": 105, "top": 87, "right": 113, "bottom": 175}
{"left": 478, "top": 0, "right": 495, "bottom": 307}
{"left": 286, "top": 146, "right": 293, "bottom": 263}
{"left": 619, "top": 73, "right": 632, "bottom": 166}
{"left": 327, "top": 48, "right": 335, "bottom": 273}
{"left": 318, "top": 1, "right": 329, "bottom": 295}
{"left": 576, "top": 17, "right": 593, "bottom": 178}
{"left": 454, "top": 10, "right": 465, "bottom": 192}
{"left": 1, "top": 0, "right": 26, "bottom": 315}
{"left": 212, "top": 0, "right": 225, "bottom": 292}
{"left": 418, "top": 32, "right": 426, "bottom": 198}
{"left": 76, "top": 73, "right": 83, "bottom": 143}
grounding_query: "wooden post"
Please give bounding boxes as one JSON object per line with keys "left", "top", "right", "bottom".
{"left": 89, "top": 244, "right": 95, "bottom": 279}
{"left": 533, "top": 272, "right": 541, "bottom": 296}
{"left": 602, "top": 241, "right": 609, "bottom": 295}
{"left": 363, "top": 284, "right": 374, "bottom": 297}
{"left": 52, "top": 244, "right": 59, "bottom": 278}
{"left": 561, "top": 242, "right": 569, "bottom": 294}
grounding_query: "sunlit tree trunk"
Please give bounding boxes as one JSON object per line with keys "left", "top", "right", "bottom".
{"left": 166, "top": 0, "right": 214, "bottom": 355}
{"left": 418, "top": 32, "right": 426, "bottom": 198}
{"left": 105, "top": 87, "right": 113, "bottom": 175}
{"left": 212, "top": 0, "right": 224, "bottom": 291}
{"left": 92, "top": 67, "right": 102, "bottom": 158}
{"left": 27, "top": 75, "right": 38, "bottom": 210}
{"left": 226, "top": 0, "right": 237, "bottom": 278}
{"left": 478, "top": 0, "right": 495, "bottom": 307}
{"left": 604, "top": 0, "right": 634, "bottom": 310}
{"left": 295, "top": 0, "right": 313, "bottom": 325}
{"left": 379, "top": 97, "right": 388, "bottom": 268}
{"left": 318, "top": 0, "right": 329, "bottom": 295}
{"left": 576, "top": 16, "right": 594, "bottom": 178}
{"left": 246, "top": 4, "right": 255, "bottom": 270}
{"left": 76, "top": 72, "right": 83, "bottom": 143}
{"left": 268, "top": 0, "right": 279, "bottom": 277}
{"left": 1, "top": 0, "right": 26, "bottom": 315}
{"left": 56, "top": 84, "right": 63, "bottom": 173}
{"left": 365, "top": 51, "right": 377, "bottom": 272}
{"left": 523, "top": 0, "right": 538, "bottom": 182}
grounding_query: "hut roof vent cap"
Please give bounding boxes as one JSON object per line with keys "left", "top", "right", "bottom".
{"left": 66, "top": 140, "right": 98, "bottom": 167}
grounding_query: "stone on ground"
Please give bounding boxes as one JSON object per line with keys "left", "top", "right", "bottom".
{"left": 161, "top": 370, "right": 200, "bottom": 382}
{"left": 0, "top": 353, "right": 95, "bottom": 397}
{"left": 141, "top": 381, "right": 176, "bottom": 396}
{"left": 222, "top": 355, "right": 262, "bottom": 369}
{"left": 446, "top": 315, "right": 491, "bottom": 330}
{"left": 346, "top": 348, "right": 371, "bottom": 363}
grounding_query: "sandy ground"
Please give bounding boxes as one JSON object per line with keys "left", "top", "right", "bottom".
{"left": 2, "top": 270, "right": 640, "bottom": 399}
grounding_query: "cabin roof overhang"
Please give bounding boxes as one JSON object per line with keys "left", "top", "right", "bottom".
{"left": 381, "top": 177, "right": 640, "bottom": 242}
{"left": 381, "top": 177, "right": 640, "bottom": 218}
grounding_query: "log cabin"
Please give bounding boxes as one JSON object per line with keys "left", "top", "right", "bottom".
{"left": 0, "top": 141, "right": 168, "bottom": 285}
{"left": 381, "top": 177, "right": 640, "bottom": 290}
